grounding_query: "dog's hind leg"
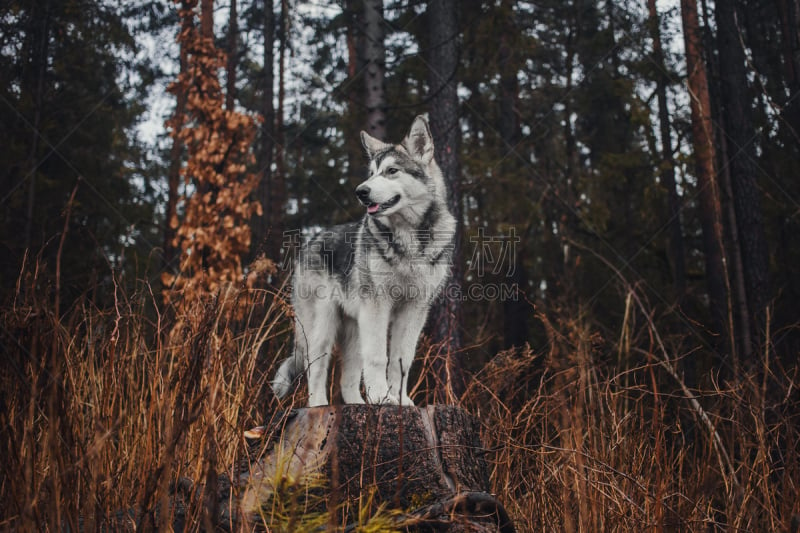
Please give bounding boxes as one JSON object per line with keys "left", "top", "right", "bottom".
{"left": 338, "top": 317, "right": 364, "bottom": 404}
{"left": 272, "top": 313, "right": 310, "bottom": 399}
{"left": 272, "top": 340, "right": 301, "bottom": 399}
{"left": 388, "top": 302, "right": 430, "bottom": 406}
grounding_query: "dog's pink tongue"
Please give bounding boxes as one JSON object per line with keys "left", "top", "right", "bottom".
{"left": 367, "top": 203, "right": 380, "bottom": 214}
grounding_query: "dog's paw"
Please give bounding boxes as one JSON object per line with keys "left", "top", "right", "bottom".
{"left": 365, "top": 389, "right": 399, "bottom": 405}
{"left": 399, "top": 395, "right": 415, "bottom": 407}
{"left": 341, "top": 395, "right": 366, "bottom": 405}
{"left": 307, "top": 394, "right": 331, "bottom": 407}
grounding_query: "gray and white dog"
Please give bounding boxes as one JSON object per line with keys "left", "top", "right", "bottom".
{"left": 272, "top": 116, "right": 456, "bottom": 406}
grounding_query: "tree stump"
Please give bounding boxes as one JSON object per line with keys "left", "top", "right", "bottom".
{"left": 237, "top": 405, "right": 514, "bottom": 532}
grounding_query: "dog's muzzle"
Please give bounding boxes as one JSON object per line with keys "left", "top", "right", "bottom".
{"left": 355, "top": 185, "right": 400, "bottom": 215}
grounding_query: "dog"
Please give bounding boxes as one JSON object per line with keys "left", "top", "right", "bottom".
{"left": 272, "top": 116, "right": 456, "bottom": 407}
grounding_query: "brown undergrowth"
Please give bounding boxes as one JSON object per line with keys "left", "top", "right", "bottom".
{"left": 453, "top": 305, "right": 800, "bottom": 532}
{"left": 1, "top": 260, "right": 798, "bottom": 531}
{"left": 0, "top": 258, "right": 289, "bottom": 530}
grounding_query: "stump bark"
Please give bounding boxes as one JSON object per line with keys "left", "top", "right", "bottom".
{"left": 238, "top": 405, "right": 514, "bottom": 532}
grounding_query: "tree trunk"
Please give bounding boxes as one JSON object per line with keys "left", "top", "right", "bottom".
{"left": 698, "top": 0, "right": 751, "bottom": 369}
{"left": 426, "top": 0, "right": 464, "bottom": 400}
{"left": 271, "top": 0, "right": 288, "bottom": 264}
{"left": 23, "top": 0, "right": 51, "bottom": 252}
{"left": 503, "top": 251, "right": 529, "bottom": 349}
{"left": 648, "top": 0, "right": 686, "bottom": 295}
{"left": 715, "top": 0, "right": 770, "bottom": 354}
{"left": 363, "top": 0, "right": 386, "bottom": 139}
{"left": 225, "top": 0, "right": 238, "bottom": 111}
{"left": 680, "top": 0, "right": 730, "bottom": 353}
{"left": 777, "top": 0, "right": 800, "bottom": 142}
{"left": 559, "top": 12, "right": 580, "bottom": 277}
{"left": 165, "top": 1, "right": 192, "bottom": 270}
{"left": 164, "top": 125, "right": 181, "bottom": 269}
{"left": 497, "top": 0, "right": 528, "bottom": 349}
{"left": 341, "top": 0, "right": 368, "bottom": 212}
{"left": 201, "top": 0, "right": 213, "bottom": 39}
{"left": 251, "top": 0, "right": 277, "bottom": 263}
{"left": 716, "top": 117, "right": 752, "bottom": 369}
{"left": 196, "top": 0, "right": 215, "bottom": 207}
{"left": 238, "top": 405, "right": 514, "bottom": 532}
{"left": 693, "top": 0, "right": 744, "bottom": 376}
{"left": 778, "top": 0, "right": 800, "bottom": 88}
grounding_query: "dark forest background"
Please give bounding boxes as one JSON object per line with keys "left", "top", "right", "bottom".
{"left": 3, "top": 0, "right": 799, "bottom": 371}
{"left": 2, "top": 0, "right": 800, "bottom": 529}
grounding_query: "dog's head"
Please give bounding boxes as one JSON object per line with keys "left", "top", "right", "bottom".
{"left": 356, "top": 116, "right": 440, "bottom": 218}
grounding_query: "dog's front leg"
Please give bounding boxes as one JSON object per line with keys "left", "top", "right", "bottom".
{"left": 339, "top": 317, "right": 365, "bottom": 404}
{"left": 359, "top": 301, "right": 396, "bottom": 404}
{"left": 388, "top": 301, "right": 430, "bottom": 406}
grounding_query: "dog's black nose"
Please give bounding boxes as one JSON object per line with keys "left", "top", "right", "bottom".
{"left": 355, "top": 185, "right": 371, "bottom": 203}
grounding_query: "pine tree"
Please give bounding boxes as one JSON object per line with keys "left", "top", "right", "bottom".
{"left": 165, "top": 1, "right": 193, "bottom": 271}
{"left": 648, "top": 0, "right": 686, "bottom": 295}
{"left": 363, "top": 0, "right": 386, "bottom": 139}
{"left": 496, "top": 0, "right": 528, "bottom": 350}
{"left": 225, "top": 0, "right": 239, "bottom": 111}
{"left": 426, "top": 0, "right": 464, "bottom": 399}
{"left": 680, "top": 0, "right": 730, "bottom": 357}
{"left": 715, "top": 0, "right": 770, "bottom": 356}
{"left": 272, "top": 0, "right": 288, "bottom": 263}
{"left": 0, "top": 0, "right": 155, "bottom": 304}
{"left": 251, "top": 0, "right": 278, "bottom": 263}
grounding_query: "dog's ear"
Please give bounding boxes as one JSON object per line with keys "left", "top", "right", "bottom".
{"left": 402, "top": 115, "right": 434, "bottom": 165}
{"left": 360, "top": 131, "right": 391, "bottom": 159}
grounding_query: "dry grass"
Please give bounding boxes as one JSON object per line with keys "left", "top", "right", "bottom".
{"left": 0, "top": 261, "right": 289, "bottom": 530}
{"left": 457, "top": 306, "right": 800, "bottom": 532}
{"left": 1, "top": 262, "right": 799, "bottom": 532}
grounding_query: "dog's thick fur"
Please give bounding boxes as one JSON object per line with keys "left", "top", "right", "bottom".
{"left": 272, "top": 116, "right": 456, "bottom": 406}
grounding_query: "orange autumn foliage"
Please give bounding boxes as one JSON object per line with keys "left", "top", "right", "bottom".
{"left": 162, "top": 0, "right": 263, "bottom": 313}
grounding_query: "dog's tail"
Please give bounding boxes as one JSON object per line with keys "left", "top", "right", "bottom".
{"left": 271, "top": 354, "right": 301, "bottom": 399}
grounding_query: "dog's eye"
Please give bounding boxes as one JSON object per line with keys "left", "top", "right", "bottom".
{"left": 386, "top": 167, "right": 399, "bottom": 175}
